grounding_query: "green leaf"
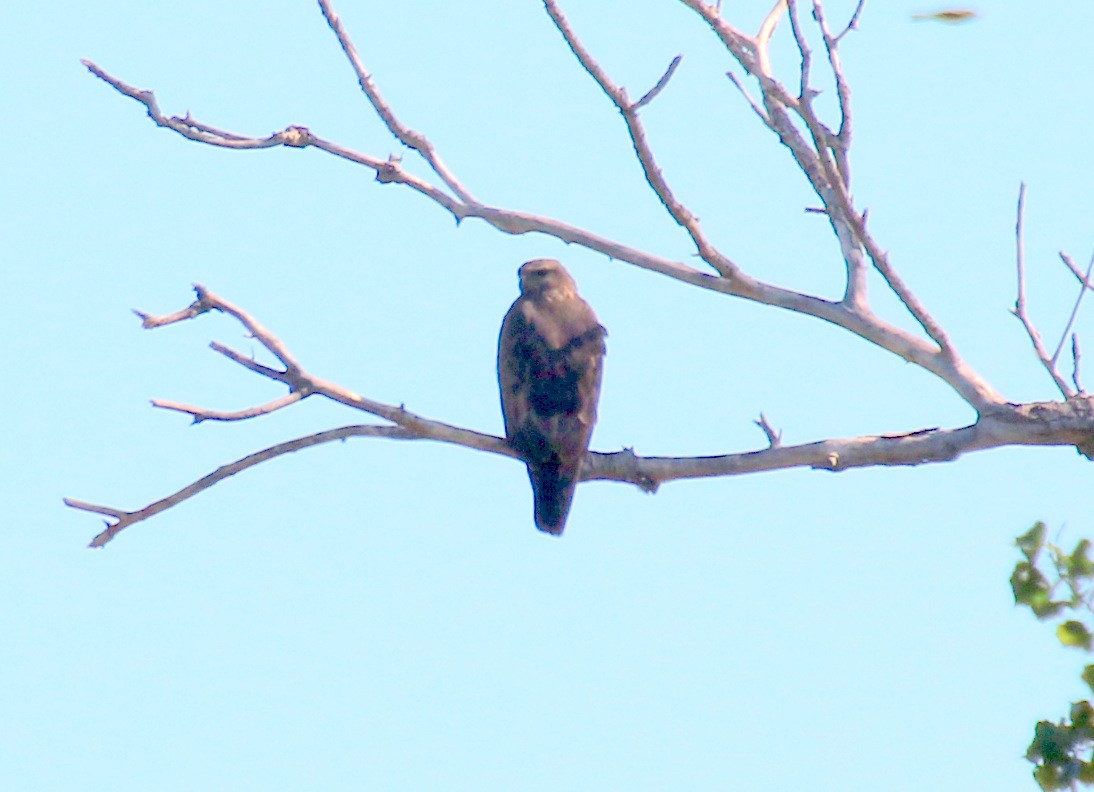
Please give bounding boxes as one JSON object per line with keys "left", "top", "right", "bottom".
{"left": 1018, "top": 522, "right": 1048, "bottom": 562}
{"left": 1078, "top": 760, "right": 1094, "bottom": 783}
{"left": 1012, "top": 561, "right": 1048, "bottom": 604}
{"left": 1081, "top": 665, "right": 1094, "bottom": 695}
{"left": 1057, "top": 620, "right": 1093, "bottom": 650}
{"left": 1033, "top": 762, "right": 1069, "bottom": 791}
{"left": 1029, "top": 720, "right": 1068, "bottom": 763}
{"left": 1013, "top": 562, "right": 1066, "bottom": 618}
{"left": 1070, "top": 700, "right": 1094, "bottom": 733}
{"left": 1069, "top": 540, "right": 1094, "bottom": 578}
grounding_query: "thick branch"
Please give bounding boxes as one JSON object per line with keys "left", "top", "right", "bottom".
{"left": 588, "top": 398, "right": 1094, "bottom": 485}
{"left": 69, "top": 395, "right": 1094, "bottom": 547}
{"left": 67, "top": 285, "right": 1094, "bottom": 546}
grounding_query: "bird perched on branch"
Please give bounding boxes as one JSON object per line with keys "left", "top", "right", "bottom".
{"left": 498, "top": 259, "right": 606, "bottom": 535}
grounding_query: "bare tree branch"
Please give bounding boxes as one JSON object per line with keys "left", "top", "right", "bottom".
{"left": 588, "top": 401, "right": 1094, "bottom": 484}
{"left": 128, "top": 286, "right": 512, "bottom": 449}
{"left": 68, "top": 390, "right": 1094, "bottom": 547}
{"left": 70, "top": 396, "right": 1094, "bottom": 546}
{"left": 80, "top": 39, "right": 1000, "bottom": 412}
{"left": 1012, "top": 183, "right": 1074, "bottom": 398}
{"left": 315, "top": 0, "right": 479, "bottom": 205}
{"left": 1059, "top": 250, "right": 1094, "bottom": 292}
{"left": 757, "top": 0, "right": 789, "bottom": 78}
{"left": 74, "top": 0, "right": 1094, "bottom": 545}
{"left": 66, "top": 424, "right": 417, "bottom": 548}
{"left": 811, "top": 0, "right": 856, "bottom": 174}
{"left": 725, "top": 71, "right": 771, "bottom": 125}
{"left": 151, "top": 392, "right": 305, "bottom": 423}
{"left": 634, "top": 55, "right": 683, "bottom": 110}
{"left": 754, "top": 413, "right": 783, "bottom": 448}
{"left": 834, "top": 0, "right": 868, "bottom": 42}
{"left": 1052, "top": 251, "right": 1094, "bottom": 367}
{"left": 676, "top": 0, "right": 998, "bottom": 408}
{"left": 209, "top": 342, "right": 287, "bottom": 382}
{"left": 66, "top": 285, "right": 1094, "bottom": 546}
{"left": 542, "top": 0, "right": 738, "bottom": 278}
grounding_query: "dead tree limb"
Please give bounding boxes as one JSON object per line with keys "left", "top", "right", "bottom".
{"left": 65, "top": 286, "right": 1094, "bottom": 546}
{"left": 71, "top": 1, "right": 1094, "bottom": 544}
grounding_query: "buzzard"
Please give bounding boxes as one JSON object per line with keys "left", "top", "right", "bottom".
{"left": 498, "top": 259, "right": 606, "bottom": 535}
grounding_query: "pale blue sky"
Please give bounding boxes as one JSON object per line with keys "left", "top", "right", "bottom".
{"left": 4, "top": 1, "right": 1094, "bottom": 790}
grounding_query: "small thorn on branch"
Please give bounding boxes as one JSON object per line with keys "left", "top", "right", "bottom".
{"left": 835, "top": 0, "right": 868, "bottom": 42}
{"left": 754, "top": 412, "right": 783, "bottom": 448}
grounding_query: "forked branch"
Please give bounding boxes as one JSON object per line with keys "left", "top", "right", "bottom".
{"left": 65, "top": 287, "right": 1094, "bottom": 546}
{"left": 79, "top": 0, "right": 1003, "bottom": 412}
{"left": 1012, "top": 184, "right": 1080, "bottom": 398}
{"left": 71, "top": 0, "right": 1094, "bottom": 545}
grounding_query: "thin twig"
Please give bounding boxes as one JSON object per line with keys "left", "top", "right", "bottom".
{"left": 634, "top": 55, "right": 683, "bottom": 110}
{"left": 190, "top": 285, "right": 302, "bottom": 373}
{"left": 1012, "top": 183, "right": 1074, "bottom": 397}
{"left": 725, "top": 71, "right": 772, "bottom": 125}
{"left": 208, "top": 342, "right": 287, "bottom": 381}
{"left": 137, "top": 286, "right": 520, "bottom": 445}
{"left": 133, "top": 300, "right": 211, "bottom": 328}
{"left": 756, "top": 0, "right": 789, "bottom": 78}
{"left": 315, "top": 0, "right": 479, "bottom": 205}
{"left": 1052, "top": 250, "right": 1094, "bottom": 366}
{"left": 1060, "top": 250, "right": 1094, "bottom": 291}
{"left": 812, "top": 0, "right": 855, "bottom": 163}
{"left": 754, "top": 413, "right": 783, "bottom": 448}
{"left": 785, "top": 0, "right": 812, "bottom": 98}
{"left": 66, "top": 424, "right": 421, "bottom": 547}
{"left": 835, "top": 0, "right": 868, "bottom": 42}
{"left": 151, "top": 392, "right": 305, "bottom": 423}
{"left": 543, "top": 0, "right": 738, "bottom": 277}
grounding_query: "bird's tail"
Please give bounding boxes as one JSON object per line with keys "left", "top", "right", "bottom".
{"left": 527, "top": 462, "right": 578, "bottom": 536}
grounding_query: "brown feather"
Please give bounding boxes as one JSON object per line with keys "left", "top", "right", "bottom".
{"left": 498, "top": 259, "right": 606, "bottom": 535}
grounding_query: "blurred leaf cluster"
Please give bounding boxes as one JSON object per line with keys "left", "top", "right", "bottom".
{"left": 1014, "top": 522, "right": 1094, "bottom": 789}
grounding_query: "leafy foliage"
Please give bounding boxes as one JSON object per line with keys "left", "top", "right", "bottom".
{"left": 1014, "top": 523, "right": 1094, "bottom": 789}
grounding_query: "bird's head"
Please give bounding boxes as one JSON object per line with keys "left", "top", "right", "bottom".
{"left": 518, "top": 259, "right": 577, "bottom": 301}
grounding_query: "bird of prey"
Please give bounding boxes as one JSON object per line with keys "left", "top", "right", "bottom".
{"left": 498, "top": 259, "right": 607, "bottom": 535}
